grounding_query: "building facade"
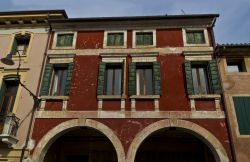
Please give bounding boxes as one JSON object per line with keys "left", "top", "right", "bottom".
{"left": 29, "top": 14, "right": 234, "bottom": 162}
{"left": 216, "top": 44, "right": 250, "bottom": 162}
{"left": 0, "top": 10, "right": 66, "bottom": 161}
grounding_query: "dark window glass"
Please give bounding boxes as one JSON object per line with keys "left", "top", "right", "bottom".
{"left": 107, "top": 33, "right": 124, "bottom": 46}
{"left": 13, "top": 34, "right": 30, "bottom": 55}
{"left": 186, "top": 31, "right": 205, "bottom": 44}
{"left": 56, "top": 34, "right": 74, "bottom": 47}
{"left": 50, "top": 67, "right": 68, "bottom": 96}
{"left": 136, "top": 32, "right": 153, "bottom": 46}
{"left": 105, "top": 65, "right": 122, "bottom": 95}
{"left": 0, "top": 78, "right": 19, "bottom": 116}
{"left": 192, "top": 65, "right": 210, "bottom": 94}
{"left": 136, "top": 66, "right": 153, "bottom": 95}
{"left": 227, "top": 59, "right": 246, "bottom": 72}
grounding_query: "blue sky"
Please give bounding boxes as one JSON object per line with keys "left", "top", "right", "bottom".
{"left": 1, "top": 0, "right": 250, "bottom": 44}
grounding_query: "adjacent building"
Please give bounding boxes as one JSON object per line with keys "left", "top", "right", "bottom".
{"left": 216, "top": 44, "right": 250, "bottom": 162}
{"left": 30, "top": 14, "right": 234, "bottom": 162}
{"left": 0, "top": 10, "right": 66, "bottom": 161}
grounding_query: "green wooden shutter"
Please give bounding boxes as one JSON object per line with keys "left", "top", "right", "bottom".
{"left": 121, "top": 60, "right": 125, "bottom": 95}
{"left": 97, "top": 62, "right": 106, "bottom": 95}
{"left": 153, "top": 61, "right": 161, "bottom": 95}
{"left": 64, "top": 63, "right": 74, "bottom": 96}
{"left": 40, "top": 64, "right": 53, "bottom": 96}
{"left": 184, "top": 60, "right": 194, "bottom": 95}
{"left": 208, "top": 60, "right": 222, "bottom": 94}
{"left": 11, "top": 38, "right": 18, "bottom": 55}
{"left": 128, "top": 62, "right": 136, "bottom": 96}
{"left": 233, "top": 97, "right": 250, "bottom": 135}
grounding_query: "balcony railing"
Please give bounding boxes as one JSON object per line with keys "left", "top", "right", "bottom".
{"left": 0, "top": 113, "right": 20, "bottom": 146}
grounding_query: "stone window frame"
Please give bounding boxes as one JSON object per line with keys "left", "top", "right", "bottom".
{"left": 132, "top": 30, "right": 156, "bottom": 48}
{"left": 224, "top": 57, "right": 250, "bottom": 75}
{"left": 52, "top": 31, "right": 77, "bottom": 49}
{"left": 182, "top": 28, "right": 210, "bottom": 47}
{"left": 184, "top": 52, "right": 222, "bottom": 111}
{"left": 97, "top": 54, "right": 127, "bottom": 99}
{"left": 103, "top": 30, "right": 127, "bottom": 48}
{"left": 230, "top": 94, "right": 250, "bottom": 137}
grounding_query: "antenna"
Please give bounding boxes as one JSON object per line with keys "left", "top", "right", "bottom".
{"left": 181, "top": 9, "right": 186, "bottom": 15}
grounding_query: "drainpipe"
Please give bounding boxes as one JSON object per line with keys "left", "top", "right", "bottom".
{"left": 20, "top": 13, "right": 52, "bottom": 162}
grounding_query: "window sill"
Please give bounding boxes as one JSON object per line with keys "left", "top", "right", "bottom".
{"left": 184, "top": 43, "right": 210, "bottom": 47}
{"left": 133, "top": 45, "right": 156, "bottom": 48}
{"left": 40, "top": 96, "right": 69, "bottom": 100}
{"left": 226, "top": 72, "right": 250, "bottom": 76}
{"left": 103, "top": 45, "right": 127, "bottom": 49}
{"left": 130, "top": 95, "right": 160, "bottom": 99}
{"left": 97, "top": 95, "right": 126, "bottom": 100}
{"left": 52, "top": 46, "right": 75, "bottom": 50}
{"left": 189, "top": 94, "right": 221, "bottom": 99}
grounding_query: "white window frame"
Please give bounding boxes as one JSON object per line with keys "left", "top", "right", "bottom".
{"left": 103, "top": 30, "right": 127, "bottom": 48}
{"left": 182, "top": 28, "right": 209, "bottom": 47}
{"left": 52, "top": 31, "right": 77, "bottom": 49}
{"left": 133, "top": 30, "right": 156, "bottom": 48}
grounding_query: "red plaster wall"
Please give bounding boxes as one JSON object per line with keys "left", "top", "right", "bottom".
{"left": 76, "top": 31, "right": 104, "bottom": 49}
{"left": 195, "top": 99, "right": 216, "bottom": 111}
{"left": 157, "top": 29, "right": 183, "bottom": 47}
{"left": 158, "top": 55, "right": 190, "bottom": 111}
{"left": 67, "top": 56, "right": 99, "bottom": 110}
{"left": 102, "top": 100, "right": 121, "bottom": 111}
{"left": 136, "top": 100, "right": 154, "bottom": 111}
{"left": 127, "top": 30, "right": 132, "bottom": 48}
{"left": 44, "top": 100, "right": 63, "bottom": 111}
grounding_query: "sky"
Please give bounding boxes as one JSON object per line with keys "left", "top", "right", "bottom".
{"left": 0, "top": 0, "right": 250, "bottom": 44}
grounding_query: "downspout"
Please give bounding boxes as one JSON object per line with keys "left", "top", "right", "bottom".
{"left": 20, "top": 13, "right": 52, "bottom": 162}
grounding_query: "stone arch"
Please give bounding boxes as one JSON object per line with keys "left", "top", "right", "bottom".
{"left": 127, "top": 119, "right": 229, "bottom": 162}
{"left": 31, "top": 118, "right": 125, "bottom": 162}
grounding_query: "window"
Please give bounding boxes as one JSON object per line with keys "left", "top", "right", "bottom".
{"left": 97, "top": 63, "right": 123, "bottom": 96}
{"left": 136, "top": 32, "right": 153, "bottom": 46}
{"left": 233, "top": 96, "right": 250, "bottom": 135}
{"left": 11, "top": 34, "right": 30, "bottom": 56}
{"left": 103, "top": 31, "right": 127, "bottom": 48}
{"left": 184, "top": 60, "right": 222, "bottom": 95}
{"left": 128, "top": 62, "right": 161, "bottom": 96}
{"left": 183, "top": 28, "right": 209, "bottom": 46}
{"left": 107, "top": 33, "right": 124, "bottom": 46}
{"left": 50, "top": 66, "right": 68, "bottom": 96}
{"left": 40, "top": 63, "right": 74, "bottom": 96}
{"left": 186, "top": 31, "right": 205, "bottom": 44}
{"left": 191, "top": 65, "right": 210, "bottom": 94}
{"left": 133, "top": 30, "right": 156, "bottom": 48}
{"left": 56, "top": 33, "right": 74, "bottom": 47}
{"left": 136, "top": 66, "right": 153, "bottom": 95}
{"left": 227, "top": 59, "right": 246, "bottom": 73}
{"left": 0, "top": 78, "right": 19, "bottom": 116}
{"left": 52, "top": 32, "right": 76, "bottom": 49}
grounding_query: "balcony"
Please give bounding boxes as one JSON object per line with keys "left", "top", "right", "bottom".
{"left": 0, "top": 113, "right": 20, "bottom": 147}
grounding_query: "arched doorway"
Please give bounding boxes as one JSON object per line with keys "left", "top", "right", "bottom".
{"left": 135, "top": 128, "right": 215, "bottom": 162}
{"left": 44, "top": 127, "right": 117, "bottom": 162}
{"left": 127, "top": 119, "right": 229, "bottom": 162}
{"left": 31, "top": 119, "right": 125, "bottom": 162}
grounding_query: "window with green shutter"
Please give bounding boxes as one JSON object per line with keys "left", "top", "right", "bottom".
{"left": 97, "top": 62, "right": 123, "bottom": 96}
{"left": 107, "top": 33, "right": 124, "bottom": 46}
{"left": 136, "top": 32, "right": 153, "bottom": 46}
{"left": 11, "top": 34, "right": 30, "bottom": 56}
{"left": 56, "top": 33, "right": 74, "bottom": 47}
{"left": 184, "top": 60, "right": 222, "bottom": 95}
{"left": 233, "top": 96, "right": 250, "bottom": 135}
{"left": 128, "top": 62, "right": 161, "bottom": 96}
{"left": 40, "top": 63, "right": 74, "bottom": 96}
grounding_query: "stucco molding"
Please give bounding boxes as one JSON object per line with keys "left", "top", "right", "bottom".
{"left": 126, "top": 119, "right": 229, "bottom": 162}
{"left": 31, "top": 119, "right": 126, "bottom": 162}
